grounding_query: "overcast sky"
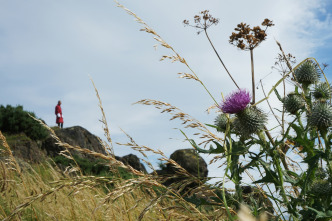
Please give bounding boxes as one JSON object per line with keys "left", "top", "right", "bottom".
{"left": 1, "top": 0, "right": 331, "bottom": 179}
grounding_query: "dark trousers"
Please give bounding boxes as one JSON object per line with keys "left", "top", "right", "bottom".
{"left": 58, "top": 123, "right": 63, "bottom": 128}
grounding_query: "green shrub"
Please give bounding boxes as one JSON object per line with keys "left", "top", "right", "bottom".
{"left": 53, "top": 155, "right": 124, "bottom": 177}
{"left": 0, "top": 105, "right": 48, "bottom": 141}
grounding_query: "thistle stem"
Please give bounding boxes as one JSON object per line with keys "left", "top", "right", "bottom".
{"left": 204, "top": 29, "right": 240, "bottom": 89}
{"left": 295, "top": 112, "right": 304, "bottom": 129}
{"left": 322, "top": 132, "right": 332, "bottom": 175}
{"left": 222, "top": 135, "right": 234, "bottom": 221}
{"left": 257, "top": 166, "right": 286, "bottom": 220}
{"left": 273, "top": 154, "right": 295, "bottom": 216}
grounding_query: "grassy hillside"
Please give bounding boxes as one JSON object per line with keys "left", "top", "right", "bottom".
{"left": 0, "top": 130, "right": 229, "bottom": 221}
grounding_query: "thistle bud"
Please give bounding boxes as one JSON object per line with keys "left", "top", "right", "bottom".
{"left": 310, "top": 179, "right": 332, "bottom": 196}
{"left": 214, "top": 114, "right": 229, "bottom": 132}
{"left": 308, "top": 103, "right": 332, "bottom": 130}
{"left": 283, "top": 93, "right": 305, "bottom": 114}
{"left": 233, "top": 107, "right": 267, "bottom": 137}
{"left": 313, "top": 82, "right": 332, "bottom": 102}
{"left": 315, "top": 167, "right": 327, "bottom": 180}
{"left": 294, "top": 60, "right": 320, "bottom": 88}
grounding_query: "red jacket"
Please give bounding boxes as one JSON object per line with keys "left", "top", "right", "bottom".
{"left": 55, "top": 105, "right": 64, "bottom": 123}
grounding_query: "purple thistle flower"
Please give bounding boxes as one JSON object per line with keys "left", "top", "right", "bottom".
{"left": 220, "top": 89, "right": 251, "bottom": 114}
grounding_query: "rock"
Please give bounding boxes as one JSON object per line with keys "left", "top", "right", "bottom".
{"left": 156, "top": 149, "right": 208, "bottom": 193}
{"left": 3, "top": 126, "right": 147, "bottom": 176}
{"left": 115, "top": 154, "right": 147, "bottom": 173}
{"left": 42, "top": 126, "right": 107, "bottom": 158}
{"left": 168, "top": 149, "right": 208, "bottom": 178}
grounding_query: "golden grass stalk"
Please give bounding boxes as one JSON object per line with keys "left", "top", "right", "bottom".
{"left": 90, "top": 77, "right": 114, "bottom": 156}
{"left": 134, "top": 99, "right": 223, "bottom": 148}
{"left": 115, "top": 0, "right": 219, "bottom": 106}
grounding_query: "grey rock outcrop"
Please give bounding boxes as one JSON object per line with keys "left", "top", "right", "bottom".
{"left": 168, "top": 149, "right": 208, "bottom": 178}
{"left": 156, "top": 149, "right": 208, "bottom": 191}
{"left": 116, "top": 154, "right": 147, "bottom": 173}
{"left": 42, "top": 126, "right": 106, "bottom": 158}
{"left": 4, "top": 125, "right": 147, "bottom": 173}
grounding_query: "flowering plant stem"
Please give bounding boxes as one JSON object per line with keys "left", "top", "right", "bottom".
{"left": 323, "top": 133, "right": 332, "bottom": 175}
{"left": 204, "top": 29, "right": 240, "bottom": 89}
{"left": 223, "top": 133, "right": 235, "bottom": 221}
{"left": 250, "top": 49, "right": 255, "bottom": 104}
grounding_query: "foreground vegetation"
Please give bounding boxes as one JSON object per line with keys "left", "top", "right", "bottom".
{"left": 0, "top": 131, "right": 231, "bottom": 220}
{"left": 1, "top": 2, "right": 331, "bottom": 221}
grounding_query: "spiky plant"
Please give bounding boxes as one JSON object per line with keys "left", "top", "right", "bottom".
{"left": 308, "top": 102, "right": 332, "bottom": 132}
{"left": 315, "top": 167, "right": 328, "bottom": 180}
{"left": 214, "top": 113, "right": 229, "bottom": 132}
{"left": 310, "top": 179, "right": 332, "bottom": 196}
{"left": 233, "top": 107, "right": 267, "bottom": 138}
{"left": 313, "top": 82, "right": 332, "bottom": 102}
{"left": 283, "top": 93, "right": 305, "bottom": 114}
{"left": 294, "top": 60, "right": 320, "bottom": 91}
{"left": 220, "top": 89, "right": 251, "bottom": 114}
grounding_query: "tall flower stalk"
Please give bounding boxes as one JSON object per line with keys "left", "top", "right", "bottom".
{"left": 183, "top": 10, "right": 240, "bottom": 89}
{"left": 229, "top": 19, "right": 274, "bottom": 104}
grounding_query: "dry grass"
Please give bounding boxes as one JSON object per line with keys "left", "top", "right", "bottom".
{"left": 0, "top": 92, "right": 231, "bottom": 221}
{"left": 1, "top": 130, "right": 230, "bottom": 220}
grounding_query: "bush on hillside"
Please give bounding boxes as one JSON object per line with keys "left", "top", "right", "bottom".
{"left": 0, "top": 105, "right": 48, "bottom": 140}
{"left": 53, "top": 154, "right": 135, "bottom": 179}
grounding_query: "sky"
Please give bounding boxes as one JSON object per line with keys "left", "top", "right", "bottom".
{"left": 1, "top": 0, "right": 332, "bottom": 181}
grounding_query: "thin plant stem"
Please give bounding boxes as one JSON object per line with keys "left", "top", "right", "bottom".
{"left": 273, "top": 154, "right": 295, "bottom": 217}
{"left": 222, "top": 133, "right": 235, "bottom": 221}
{"left": 282, "top": 69, "right": 286, "bottom": 135}
{"left": 257, "top": 167, "right": 286, "bottom": 220}
{"left": 322, "top": 133, "right": 332, "bottom": 175}
{"left": 250, "top": 49, "right": 255, "bottom": 104}
{"left": 260, "top": 80, "right": 282, "bottom": 126}
{"left": 204, "top": 29, "right": 240, "bottom": 89}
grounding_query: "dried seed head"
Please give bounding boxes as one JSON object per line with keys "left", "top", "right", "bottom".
{"left": 183, "top": 10, "right": 219, "bottom": 34}
{"left": 283, "top": 93, "right": 305, "bottom": 114}
{"left": 229, "top": 19, "right": 274, "bottom": 50}
{"left": 313, "top": 82, "right": 332, "bottom": 102}
{"left": 261, "top": 18, "right": 274, "bottom": 27}
{"left": 233, "top": 107, "right": 267, "bottom": 137}
{"left": 308, "top": 102, "right": 332, "bottom": 130}
{"left": 294, "top": 60, "right": 320, "bottom": 86}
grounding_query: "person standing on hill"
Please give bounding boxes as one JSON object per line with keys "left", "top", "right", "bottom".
{"left": 55, "top": 100, "right": 64, "bottom": 128}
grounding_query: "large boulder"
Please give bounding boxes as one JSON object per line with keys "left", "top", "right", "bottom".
{"left": 156, "top": 149, "right": 208, "bottom": 192}
{"left": 42, "top": 126, "right": 147, "bottom": 173}
{"left": 168, "top": 149, "right": 208, "bottom": 178}
{"left": 116, "top": 154, "right": 147, "bottom": 173}
{"left": 42, "top": 126, "right": 107, "bottom": 158}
